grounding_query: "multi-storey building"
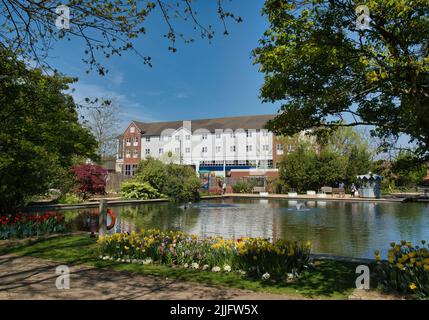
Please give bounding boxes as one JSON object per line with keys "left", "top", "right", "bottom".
{"left": 116, "top": 114, "right": 288, "bottom": 178}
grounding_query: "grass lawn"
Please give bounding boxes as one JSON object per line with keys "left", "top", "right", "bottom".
{"left": 0, "top": 234, "right": 369, "bottom": 299}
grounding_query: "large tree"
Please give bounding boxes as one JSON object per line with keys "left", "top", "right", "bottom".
{"left": 83, "top": 98, "right": 120, "bottom": 158}
{"left": 253, "top": 0, "right": 429, "bottom": 161}
{"left": 0, "top": 49, "right": 98, "bottom": 212}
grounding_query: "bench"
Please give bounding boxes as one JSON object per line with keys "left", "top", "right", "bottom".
{"left": 332, "top": 187, "right": 346, "bottom": 197}
{"left": 320, "top": 186, "right": 332, "bottom": 194}
{"left": 417, "top": 187, "right": 429, "bottom": 195}
{"left": 252, "top": 186, "right": 266, "bottom": 193}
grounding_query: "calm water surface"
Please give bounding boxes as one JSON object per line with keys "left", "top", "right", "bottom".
{"left": 62, "top": 198, "right": 429, "bottom": 259}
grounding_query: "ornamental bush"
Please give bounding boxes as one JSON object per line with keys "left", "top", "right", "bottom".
{"left": 120, "top": 181, "right": 162, "bottom": 200}
{"left": 0, "top": 212, "right": 66, "bottom": 239}
{"left": 231, "top": 180, "right": 253, "bottom": 193}
{"left": 374, "top": 241, "right": 429, "bottom": 299}
{"left": 97, "top": 229, "right": 312, "bottom": 281}
{"left": 135, "top": 158, "right": 200, "bottom": 202}
{"left": 71, "top": 164, "right": 108, "bottom": 199}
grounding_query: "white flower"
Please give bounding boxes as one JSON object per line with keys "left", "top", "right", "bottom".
{"left": 212, "top": 266, "right": 221, "bottom": 272}
{"left": 99, "top": 255, "right": 103, "bottom": 259}
{"left": 131, "top": 259, "right": 138, "bottom": 264}
{"left": 142, "top": 258, "right": 153, "bottom": 265}
{"left": 191, "top": 263, "right": 199, "bottom": 269}
{"left": 121, "top": 259, "right": 125, "bottom": 263}
{"left": 223, "top": 265, "right": 231, "bottom": 272}
{"left": 102, "top": 256, "right": 110, "bottom": 260}
{"left": 184, "top": 263, "right": 189, "bottom": 268}
{"left": 202, "top": 264, "right": 209, "bottom": 270}
{"left": 126, "top": 259, "right": 131, "bottom": 263}
{"left": 262, "top": 273, "right": 270, "bottom": 280}
{"left": 116, "top": 258, "right": 121, "bottom": 262}
{"left": 287, "top": 273, "right": 294, "bottom": 280}
{"left": 238, "top": 270, "right": 246, "bottom": 275}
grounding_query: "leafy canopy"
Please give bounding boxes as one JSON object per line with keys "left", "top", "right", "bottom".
{"left": 254, "top": 0, "right": 429, "bottom": 160}
{"left": 0, "top": 49, "right": 98, "bottom": 212}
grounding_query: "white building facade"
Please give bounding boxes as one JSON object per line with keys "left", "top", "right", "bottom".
{"left": 116, "top": 115, "right": 285, "bottom": 177}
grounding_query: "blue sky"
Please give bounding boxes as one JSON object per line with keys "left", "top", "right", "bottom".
{"left": 46, "top": 1, "right": 279, "bottom": 130}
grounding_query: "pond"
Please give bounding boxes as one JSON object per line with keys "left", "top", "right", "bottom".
{"left": 59, "top": 197, "right": 429, "bottom": 260}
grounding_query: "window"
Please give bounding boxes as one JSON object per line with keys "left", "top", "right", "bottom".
{"left": 175, "top": 136, "right": 180, "bottom": 141}
{"left": 125, "top": 149, "right": 131, "bottom": 158}
{"left": 277, "top": 143, "right": 283, "bottom": 155}
{"left": 126, "top": 137, "right": 131, "bottom": 146}
{"left": 216, "top": 133, "right": 221, "bottom": 139}
{"left": 146, "top": 137, "right": 150, "bottom": 142}
{"left": 175, "top": 147, "right": 180, "bottom": 154}
{"left": 132, "top": 164, "right": 138, "bottom": 176}
{"left": 262, "top": 130, "right": 269, "bottom": 137}
{"left": 246, "top": 145, "right": 252, "bottom": 152}
{"left": 246, "top": 130, "right": 252, "bottom": 138}
{"left": 186, "top": 135, "right": 191, "bottom": 140}
{"left": 202, "top": 146, "right": 207, "bottom": 153}
{"left": 130, "top": 126, "right": 135, "bottom": 133}
{"left": 263, "top": 144, "right": 269, "bottom": 151}
{"left": 134, "top": 137, "right": 139, "bottom": 146}
{"left": 230, "top": 146, "right": 236, "bottom": 152}
{"left": 145, "top": 149, "right": 150, "bottom": 155}
{"left": 133, "top": 149, "right": 139, "bottom": 158}
{"left": 287, "top": 144, "right": 294, "bottom": 152}
{"left": 216, "top": 146, "right": 221, "bottom": 153}
{"left": 125, "top": 164, "right": 131, "bottom": 176}
{"left": 185, "top": 147, "right": 191, "bottom": 153}
{"left": 230, "top": 132, "right": 236, "bottom": 138}
{"left": 159, "top": 148, "right": 164, "bottom": 154}
{"left": 202, "top": 134, "right": 208, "bottom": 140}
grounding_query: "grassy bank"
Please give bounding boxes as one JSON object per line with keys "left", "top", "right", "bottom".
{"left": 0, "top": 234, "right": 370, "bottom": 299}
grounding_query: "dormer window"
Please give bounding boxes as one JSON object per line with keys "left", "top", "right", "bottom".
{"left": 130, "top": 126, "right": 135, "bottom": 133}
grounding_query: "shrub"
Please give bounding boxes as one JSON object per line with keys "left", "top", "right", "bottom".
{"left": 56, "top": 193, "right": 82, "bottom": 204}
{"left": 120, "top": 181, "right": 162, "bottom": 200}
{"left": 374, "top": 241, "right": 429, "bottom": 299}
{"left": 0, "top": 212, "right": 66, "bottom": 239}
{"left": 97, "top": 230, "right": 312, "bottom": 281}
{"left": 71, "top": 164, "right": 108, "bottom": 199}
{"left": 135, "top": 158, "right": 200, "bottom": 202}
{"left": 232, "top": 180, "right": 253, "bottom": 193}
{"left": 271, "top": 179, "right": 289, "bottom": 194}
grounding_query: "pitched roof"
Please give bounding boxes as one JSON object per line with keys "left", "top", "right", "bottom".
{"left": 132, "top": 114, "right": 275, "bottom": 136}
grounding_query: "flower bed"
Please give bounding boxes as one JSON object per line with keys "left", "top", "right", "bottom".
{"left": 375, "top": 240, "right": 429, "bottom": 299}
{"left": 97, "top": 229, "right": 312, "bottom": 280}
{"left": 0, "top": 212, "right": 66, "bottom": 239}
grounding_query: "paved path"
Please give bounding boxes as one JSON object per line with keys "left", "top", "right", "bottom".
{"left": 0, "top": 254, "right": 303, "bottom": 300}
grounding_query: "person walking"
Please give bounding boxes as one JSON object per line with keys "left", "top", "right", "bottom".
{"left": 351, "top": 183, "right": 357, "bottom": 197}
{"left": 222, "top": 182, "right": 227, "bottom": 195}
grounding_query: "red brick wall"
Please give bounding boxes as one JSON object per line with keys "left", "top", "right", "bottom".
{"left": 122, "top": 122, "right": 141, "bottom": 168}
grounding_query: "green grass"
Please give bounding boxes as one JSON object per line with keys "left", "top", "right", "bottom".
{"left": 0, "top": 234, "right": 362, "bottom": 299}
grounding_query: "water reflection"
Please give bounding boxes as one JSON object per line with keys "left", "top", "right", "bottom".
{"left": 63, "top": 199, "right": 429, "bottom": 259}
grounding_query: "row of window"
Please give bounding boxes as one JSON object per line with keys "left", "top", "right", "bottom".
{"left": 124, "top": 143, "right": 292, "bottom": 158}
{"left": 125, "top": 149, "right": 139, "bottom": 158}
{"left": 141, "top": 130, "right": 270, "bottom": 143}
{"left": 125, "top": 137, "right": 139, "bottom": 147}
{"left": 200, "top": 160, "right": 274, "bottom": 168}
